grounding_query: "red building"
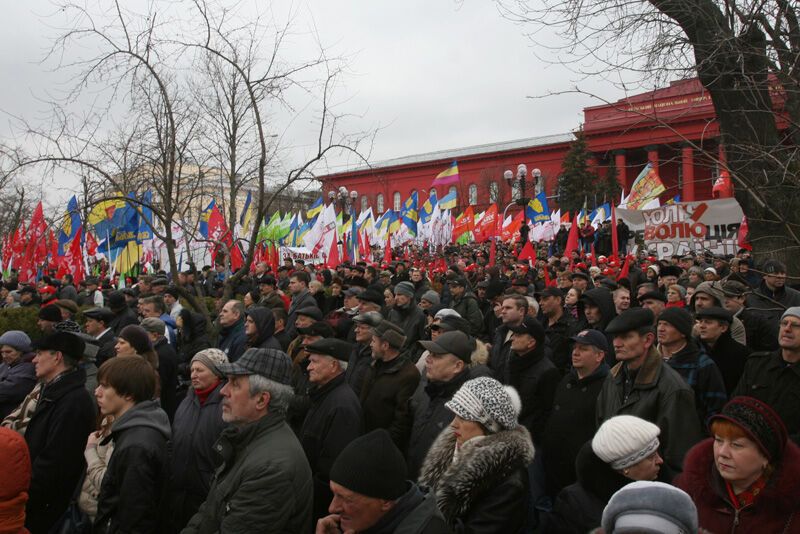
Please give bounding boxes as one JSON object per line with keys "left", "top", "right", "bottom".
{"left": 320, "top": 79, "right": 733, "bottom": 213}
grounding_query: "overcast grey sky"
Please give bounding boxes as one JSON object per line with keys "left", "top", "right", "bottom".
{"left": 0, "top": 1, "right": 628, "bottom": 205}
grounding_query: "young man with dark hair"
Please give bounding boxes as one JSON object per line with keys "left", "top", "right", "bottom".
{"left": 93, "top": 356, "right": 171, "bottom": 533}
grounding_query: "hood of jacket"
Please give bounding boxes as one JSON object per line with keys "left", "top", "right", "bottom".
{"left": 578, "top": 287, "right": 617, "bottom": 329}
{"left": 108, "top": 399, "right": 171, "bottom": 442}
{"left": 418, "top": 425, "right": 534, "bottom": 522}
{"left": 246, "top": 306, "right": 276, "bottom": 346}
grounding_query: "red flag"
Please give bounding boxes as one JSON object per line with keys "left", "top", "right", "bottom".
{"left": 563, "top": 214, "right": 580, "bottom": 258}
{"left": 473, "top": 204, "right": 498, "bottom": 243}
{"left": 86, "top": 231, "right": 98, "bottom": 256}
{"left": 383, "top": 233, "right": 392, "bottom": 264}
{"left": 326, "top": 237, "right": 340, "bottom": 268}
{"left": 617, "top": 255, "right": 632, "bottom": 282}
{"left": 738, "top": 215, "right": 752, "bottom": 251}
{"left": 543, "top": 264, "right": 556, "bottom": 287}
{"left": 590, "top": 244, "right": 597, "bottom": 266}
{"left": 518, "top": 241, "right": 537, "bottom": 262}
{"left": 63, "top": 227, "right": 85, "bottom": 285}
{"left": 20, "top": 202, "right": 47, "bottom": 282}
{"left": 611, "top": 204, "right": 619, "bottom": 260}
{"left": 208, "top": 205, "right": 244, "bottom": 270}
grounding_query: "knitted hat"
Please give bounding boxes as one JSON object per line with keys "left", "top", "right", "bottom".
{"left": 118, "top": 325, "right": 153, "bottom": 354}
{"left": 394, "top": 281, "right": 415, "bottom": 298}
{"left": 592, "top": 416, "right": 661, "bottom": 470}
{"left": 446, "top": 377, "right": 521, "bottom": 433}
{"left": 710, "top": 396, "right": 787, "bottom": 461}
{"left": 329, "top": 429, "right": 408, "bottom": 500}
{"left": 602, "top": 481, "right": 698, "bottom": 534}
{"left": 140, "top": 317, "right": 166, "bottom": 336}
{"left": 657, "top": 307, "right": 693, "bottom": 339}
{"left": 0, "top": 331, "right": 32, "bottom": 353}
{"left": 38, "top": 305, "right": 62, "bottom": 322}
{"left": 420, "top": 290, "right": 440, "bottom": 306}
{"left": 191, "top": 348, "right": 230, "bottom": 378}
{"left": 782, "top": 307, "right": 800, "bottom": 321}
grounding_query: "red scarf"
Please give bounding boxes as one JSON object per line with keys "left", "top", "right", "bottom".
{"left": 195, "top": 381, "right": 220, "bottom": 406}
{"left": 725, "top": 476, "right": 767, "bottom": 509}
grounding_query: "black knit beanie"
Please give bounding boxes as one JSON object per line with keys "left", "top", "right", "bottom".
{"left": 329, "top": 429, "right": 407, "bottom": 500}
{"left": 119, "top": 325, "right": 153, "bottom": 355}
{"left": 710, "top": 396, "right": 788, "bottom": 462}
{"left": 657, "top": 307, "right": 693, "bottom": 339}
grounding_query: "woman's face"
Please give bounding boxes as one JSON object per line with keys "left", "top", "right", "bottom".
{"left": 384, "top": 290, "right": 395, "bottom": 308}
{"left": 685, "top": 287, "right": 695, "bottom": 304}
{"left": 450, "top": 415, "right": 485, "bottom": 447}
{"left": 622, "top": 451, "right": 663, "bottom": 481}
{"left": 714, "top": 434, "right": 768, "bottom": 489}
{"left": 190, "top": 361, "right": 219, "bottom": 391}
{"left": 243, "top": 293, "right": 254, "bottom": 308}
{"left": 666, "top": 288, "right": 681, "bottom": 303}
{"left": 565, "top": 289, "right": 579, "bottom": 306}
{"left": 1, "top": 345, "right": 22, "bottom": 366}
{"left": 114, "top": 338, "right": 137, "bottom": 357}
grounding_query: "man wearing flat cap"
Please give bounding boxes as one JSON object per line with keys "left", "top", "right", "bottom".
{"left": 695, "top": 306, "right": 751, "bottom": 395}
{"left": 387, "top": 281, "right": 427, "bottom": 360}
{"left": 183, "top": 347, "right": 313, "bottom": 533}
{"left": 346, "top": 311, "right": 383, "bottom": 396}
{"left": 7, "top": 331, "right": 95, "bottom": 533}
{"left": 300, "top": 338, "right": 362, "bottom": 524}
{"left": 83, "top": 307, "right": 117, "bottom": 366}
{"left": 746, "top": 259, "right": 800, "bottom": 323}
{"left": 596, "top": 308, "right": 703, "bottom": 480}
{"left": 360, "top": 320, "right": 420, "bottom": 451}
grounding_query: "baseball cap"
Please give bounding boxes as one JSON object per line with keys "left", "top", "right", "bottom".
{"left": 570, "top": 329, "right": 610, "bottom": 352}
{"left": 507, "top": 316, "right": 546, "bottom": 344}
{"left": 419, "top": 331, "right": 475, "bottom": 363}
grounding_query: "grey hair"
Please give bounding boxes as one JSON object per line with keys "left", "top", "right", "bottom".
{"left": 248, "top": 374, "right": 294, "bottom": 415}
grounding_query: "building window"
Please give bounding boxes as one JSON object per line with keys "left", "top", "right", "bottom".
{"left": 511, "top": 181, "right": 521, "bottom": 201}
{"left": 489, "top": 181, "right": 499, "bottom": 203}
{"left": 393, "top": 191, "right": 401, "bottom": 211}
{"left": 361, "top": 195, "right": 368, "bottom": 213}
{"left": 468, "top": 184, "right": 478, "bottom": 206}
{"left": 377, "top": 193, "right": 384, "bottom": 213}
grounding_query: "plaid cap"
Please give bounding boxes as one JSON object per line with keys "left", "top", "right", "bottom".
{"left": 217, "top": 347, "right": 292, "bottom": 385}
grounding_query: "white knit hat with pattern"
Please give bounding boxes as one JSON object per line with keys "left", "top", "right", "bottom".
{"left": 445, "top": 377, "right": 521, "bottom": 433}
{"left": 592, "top": 415, "right": 660, "bottom": 470}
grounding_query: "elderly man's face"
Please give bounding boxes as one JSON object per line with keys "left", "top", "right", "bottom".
{"left": 328, "top": 481, "right": 392, "bottom": 533}
{"left": 220, "top": 375, "right": 264, "bottom": 425}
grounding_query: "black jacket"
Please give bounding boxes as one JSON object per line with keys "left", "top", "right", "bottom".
{"left": 574, "top": 288, "right": 617, "bottom": 366}
{"left": 734, "top": 350, "right": 800, "bottom": 444}
{"left": 167, "top": 382, "right": 227, "bottom": 532}
{"left": 94, "top": 400, "right": 171, "bottom": 534}
{"left": 746, "top": 280, "right": 800, "bottom": 323}
{"left": 217, "top": 318, "right": 247, "bottom": 362}
{"left": 244, "top": 306, "right": 282, "bottom": 351}
{"left": 0, "top": 355, "right": 35, "bottom": 419}
{"left": 488, "top": 323, "right": 514, "bottom": 381}
{"left": 700, "top": 332, "right": 752, "bottom": 395}
{"left": 299, "top": 373, "right": 363, "bottom": 523}
{"left": 154, "top": 336, "right": 179, "bottom": 422}
{"left": 96, "top": 328, "right": 118, "bottom": 367}
{"left": 544, "top": 312, "right": 576, "bottom": 374}
{"left": 542, "top": 363, "right": 609, "bottom": 496}
{"left": 450, "top": 292, "right": 484, "bottom": 337}
{"left": 24, "top": 368, "right": 95, "bottom": 534}
{"left": 345, "top": 342, "right": 373, "bottom": 397}
{"left": 407, "top": 369, "right": 470, "bottom": 479}
{"left": 663, "top": 340, "right": 727, "bottom": 427}
{"left": 737, "top": 307, "right": 779, "bottom": 352}
{"left": 363, "top": 483, "right": 450, "bottom": 534}
{"left": 504, "top": 344, "right": 560, "bottom": 445}
{"left": 177, "top": 311, "right": 212, "bottom": 378}
{"left": 360, "top": 355, "right": 420, "bottom": 452}
{"left": 387, "top": 303, "right": 428, "bottom": 360}
{"left": 109, "top": 306, "right": 140, "bottom": 336}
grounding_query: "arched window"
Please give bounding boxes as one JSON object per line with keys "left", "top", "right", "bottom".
{"left": 376, "top": 193, "right": 385, "bottom": 213}
{"left": 468, "top": 184, "right": 478, "bottom": 206}
{"left": 361, "top": 195, "right": 368, "bottom": 213}
{"left": 393, "top": 191, "right": 401, "bottom": 211}
{"left": 489, "top": 181, "right": 499, "bottom": 203}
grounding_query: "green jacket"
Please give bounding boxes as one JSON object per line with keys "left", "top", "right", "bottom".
{"left": 182, "top": 411, "right": 313, "bottom": 534}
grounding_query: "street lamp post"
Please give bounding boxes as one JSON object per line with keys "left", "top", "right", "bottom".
{"left": 504, "top": 163, "right": 540, "bottom": 244}
{"left": 328, "top": 186, "right": 359, "bottom": 256}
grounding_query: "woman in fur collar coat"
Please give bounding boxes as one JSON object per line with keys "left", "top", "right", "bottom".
{"left": 418, "top": 376, "right": 534, "bottom": 533}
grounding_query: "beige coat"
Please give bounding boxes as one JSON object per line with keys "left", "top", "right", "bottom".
{"left": 78, "top": 438, "right": 114, "bottom": 520}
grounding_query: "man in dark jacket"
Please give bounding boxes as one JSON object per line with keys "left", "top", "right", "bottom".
{"left": 83, "top": 307, "right": 117, "bottom": 367}
{"left": 539, "top": 287, "right": 575, "bottom": 374}
{"left": 183, "top": 348, "right": 313, "bottom": 533}
{"left": 746, "top": 259, "right": 800, "bottom": 323}
{"left": 505, "top": 316, "right": 561, "bottom": 445}
{"left": 319, "top": 429, "right": 449, "bottom": 534}
{"left": 301, "top": 338, "right": 363, "bottom": 524}
{"left": 542, "top": 329, "right": 610, "bottom": 497}
{"left": 286, "top": 271, "right": 319, "bottom": 340}
{"left": 596, "top": 308, "right": 703, "bottom": 480}
{"left": 448, "top": 276, "right": 484, "bottom": 336}
{"left": 257, "top": 275, "right": 285, "bottom": 311}
{"left": 93, "top": 356, "right": 171, "bottom": 533}
{"left": 0, "top": 331, "right": 36, "bottom": 419}
{"left": 733, "top": 306, "right": 800, "bottom": 444}
{"left": 22, "top": 331, "right": 95, "bottom": 534}
{"left": 244, "top": 307, "right": 282, "bottom": 351}
{"left": 217, "top": 299, "right": 247, "bottom": 362}
{"left": 107, "top": 290, "right": 139, "bottom": 335}
{"left": 410, "top": 267, "right": 432, "bottom": 302}
{"left": 141, "top": 317, "right": 179, "bottom": 421}
{"left": 575, "top": 287, "right": 617, "bottom": 365}
{"left": 346, "top": 311, "right": 383, "bottom": 396}
{"left": 360, "top": 320, "right": 420, "bottom": 452}
{"left": 407, "top": 331, "right": 474, "bottom": 478}
{"left": 721, "top": 280, "right": 779, "bottom": 352}
{"left": 387, "top": 281, "right": 427, "bottom": 361}
{"left": 696, "top": 307, "right": 752, "bottom": 395}
{"left": 489, "top": 294, "right": 528, "bottom": 380}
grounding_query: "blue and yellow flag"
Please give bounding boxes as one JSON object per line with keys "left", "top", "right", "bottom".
{"left": 439, "top": 189, "right": 457, "bottom": 211}
{"left": 376, "top": 210, "right": 397, "bottom": 235}
{"left": 526, "top": 192, "right": 551, "bottom": 224}
{"left": 400, "top": 192, "right": 419, "bottom": 237}
{"left": 239, "top": 191, "right": 253, "bottom": 234}
{"left": 306, "top": 196, "right": 324, "bottom": 221}
{"left": 420, "top": 189, "right": 437, "bottom": 225}
{"left": 58, "top": 196, "right": 82, "bottom": 256}
{"left": 199, "top": 200, "right": 216, "bottom": 239}
{"left": 137, "top": 190, "right": 153, "bottom": 242}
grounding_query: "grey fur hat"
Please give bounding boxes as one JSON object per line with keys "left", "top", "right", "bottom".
{"left": 602, "top": 481, "right": 698, "bottom": 533}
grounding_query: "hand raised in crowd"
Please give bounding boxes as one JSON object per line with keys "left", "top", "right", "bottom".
{"left": 316, "top": 514, "right": 347, "bottom": 534}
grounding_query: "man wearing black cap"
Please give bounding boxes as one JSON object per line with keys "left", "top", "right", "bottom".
{"left": 83, "top": 277, "right": 104, "bottom": 307}
{"left": 407, "top": 331, "right": 475, "bottom": 479}
{"left": 638, "top": 290, "right": 666, "bottom": 319}
{"left": 15, "top": 332, "right": 95, "bottom": 533}
{"left": 83, "top": 307, "right": 117, "bottom": 366}
{"left": 300, "top": 338, "right": 363, "bottom": 524}
{"left": 539, "top": 287, "right": 575, "bottom": 374}
{"left": 656, "top": 307, "right": 727, "bottom": 425}
{"left": 346, "top": 312, "right": 383, "bottom": 396}
{"left": 318, "top": 429, "right": 448, "bottom": 534}
{"left": 696, "top": 307, "right": 751, "bottom": 395}
{"left": 357, "top": 288, "right": 384, "bottom": 315}
{"left": 746, "top": 259, "right": 800, "bottom": 323}
{"left": 107, "top": 290, "right": 139, "bottom": 335}
{"left": 448, "top": 277, "right": 484, "bottom": 337}
{"left": 361, "top": 320, "right": 420, "bottom": 451}
{"left": 721, "top": 280, "right": 777, "bottom": 352}
{"left": 257, "top": 275, "right": 285, "bottom": 311}
{"left": 37, "top": 304, "right": 62, "bottom": 335}
{"left": 596, "top": 308, "right": 702, "bottom": 479}
{"left": 542, "top": 329, "right": 610, "bottom": 497}
{"left": 183, "top": 348, "right": 313, "bottom": 533}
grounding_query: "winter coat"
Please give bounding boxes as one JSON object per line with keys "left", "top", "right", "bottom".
{"left": 419, "top": 425, "right": 534, "bottom": 533}
{"left": 541, "top": 441, "right": 631, "bottom": 534}
{"left": 177, "top": 311, "right": 212, "bottom": 376}
{"left": 733, "top": 350, "right": 800, "bottom": 444}
{"left": 24, "top": 368, "right": 95, "bottom": 534}
{"left": 78, "top": 433, "right": 113, "bottom": 521}
{"left": 286, "top": 289, "right": 318, "bottom": 340}
{"left": 245, "top": 306, "right": 282, "bottom": 351}
{"left": 216, "top": 318, "right": 246, "bottom": 363}
{"left": 596, "top": 346, "right": 703, "bottom": 479}
{"left": 700, "top": 332, "right": 752, "bottom": 395}
{"left": 258, "top": 291, "right": 286, "bottom": 312}
{"left": 676, "top": 438, "right": 800, "bottom": 534}
{"left": 95, "top": 329, "right": 117, "bottom": 367}
{"left": 543, "top": 312, "right": 576, "bottom": 374}
{"left": 0, "top": 426, "right": 31, "bottom": 534}
{"left": 662, "top": 340, "right": 727, "bottom": 427}
{"left": 167, "top": 382, "right": 227, "bottom": 532}
{"left": 359, "top": 355, "right": 420, "bottom": 453}
{"left": 503, "top": 344, "right": 560, "bottom": 445}
{"left": 542, "top": 364, "right": 609, "bottom": 496}
{"left": 182, "top": 411, "right": 312, "bottom": 534}
{"left": 109, "top": 306, "right": 139, "bottom": 336}
{"left": 692, "top": 282, "right": 748, "bottom": 345}
{"left": 736, "top": 307, "right": 778, "bottom": 352}
{"left": 746, "top": 279, "right": 800, "bottom": 323}
{"left": 154, "top": 337, "right": 179, "bottom": 422}
{"left": 450, "top": 292, "right": 484, "bottom": 337}
{"left": 574, "top": 287, "right": 618, "bottom": 366}
{"left": 362, "top": 483, "right": 450, "bottom": 534}
{"left": 0, "top": 355, "right": 35, "bottom": 420}
{"left": 345, "top": 342, "right": 373, "bottom": 397}
{"left": 407, "top": 369, "right": 471, "bottom": 480}
{"left": 488, "top": 323, "right": 514, "bottom": 383}
{"left": 94, "top": 400, "right": 171, "bottom": 534}
{"left": 387, "top": 303, "right": 428, "bottom": 360}
{"left": 299, "top": 373, "right": 363, "bottom": 523}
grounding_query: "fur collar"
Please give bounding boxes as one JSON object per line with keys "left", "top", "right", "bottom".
{"left": 678, "top": 438, "right": 800, "bottom": 515}
{"left": 418, "top": 425, "right": 534, "bottom": 522}
{"left": 610, "top": 346, "right": 661, "bottom": 386}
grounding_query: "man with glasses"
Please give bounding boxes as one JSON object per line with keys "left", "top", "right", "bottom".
{"left": 734, "top": 306, "right": 800, "bottom": 444}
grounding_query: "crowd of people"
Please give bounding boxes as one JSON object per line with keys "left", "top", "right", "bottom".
{"left": 0, "top": 241, "right": 799, "bottom": 533}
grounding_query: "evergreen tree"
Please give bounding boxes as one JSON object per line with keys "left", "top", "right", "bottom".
{"left": 557, "top": 127, "right": 598, "bottom": 213}
{"left": 596, "top": 158, "right": 622, "bottom": 205}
